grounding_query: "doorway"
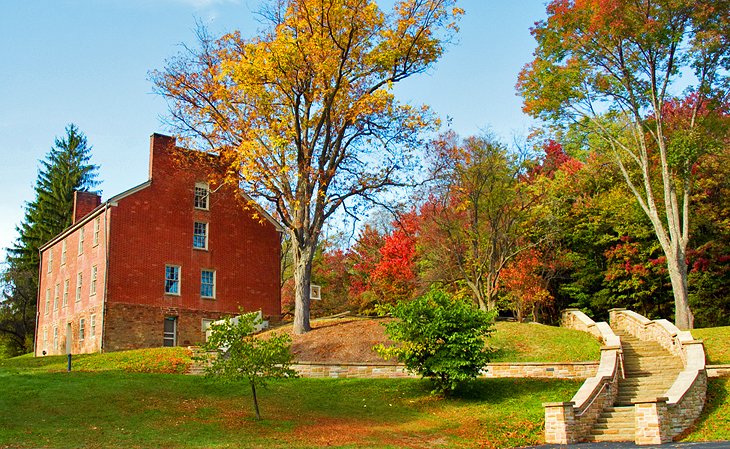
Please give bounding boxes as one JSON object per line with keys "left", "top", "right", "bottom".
{"left": 163, "top": 317, "right": 177, "bottom": 347}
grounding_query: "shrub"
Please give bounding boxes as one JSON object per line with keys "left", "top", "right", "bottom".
{"left": 376, "top": 288, "right": 495, "bottom": 395}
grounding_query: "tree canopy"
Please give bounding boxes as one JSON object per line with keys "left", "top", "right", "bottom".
{"left": 153, "top": 0, "right": 463, "bottom": 334}
{"left": 517, "top": 0, "right": 730, "bottom": 329}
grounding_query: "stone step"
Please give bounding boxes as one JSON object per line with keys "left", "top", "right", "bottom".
{"left": 587, "top": 431, "right": 635, "bottom": 442}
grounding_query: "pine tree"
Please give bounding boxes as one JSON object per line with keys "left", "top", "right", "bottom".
{"left": 1, "top": 124, "right": 99, "bottom": 356}
{"left": 9, "top": 124, "right": 99, "bottom": 269}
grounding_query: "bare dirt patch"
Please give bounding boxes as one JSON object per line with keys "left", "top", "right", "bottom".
{"left": 262, "top": 318, "right": 395, "bottom": 363}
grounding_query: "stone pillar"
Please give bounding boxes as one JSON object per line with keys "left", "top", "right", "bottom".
{"left": 608, "top": 308, "right": 627, "bottom": 327}
{"left": 543, "top": 402, "right": 577, "bottom": 444}
{"left": 635, "top": 398, "right": 671, "bottom": 445}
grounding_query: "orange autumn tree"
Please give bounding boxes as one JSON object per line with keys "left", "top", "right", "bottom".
{"left": 152, "top": 0, "right": 463, "bottom": 333}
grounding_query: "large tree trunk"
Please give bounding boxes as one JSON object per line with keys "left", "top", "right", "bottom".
{"left": 292, "top": 239, "right": 315, "bottom": 335}
{"left": 666, "top": 248, "right": 693, "bottom": 330}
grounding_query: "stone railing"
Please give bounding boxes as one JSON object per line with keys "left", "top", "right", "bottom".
{"left": 609, "top": 309, "right": 707, "bottom": 445}
{"left": 544, "top": 309, "right": 622, "bottom": 444}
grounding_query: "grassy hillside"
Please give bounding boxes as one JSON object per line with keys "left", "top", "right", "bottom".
{"left": 691, "top": 326, "right": 730, "bottom": 365}
{"left": 489, "top": 322, "right": 600, "bottom": 363}
{"left": 0, "top": 347, "right": 192, "bottom": 374}
{"left": 266, "top": 318, "right": 602, "bottom": 363}
{"left": 0, "top": 363, "right": 581, "bottom": 449}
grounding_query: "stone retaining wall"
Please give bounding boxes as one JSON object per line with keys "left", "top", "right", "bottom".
{"left": 707, "top": 365, "right": 730, "bottom": 378}
{"left": 198, "top": 360, "right": 599, "bottom": 379}
{"left": 609, "top": 308, "right": 707, "bottom": 445}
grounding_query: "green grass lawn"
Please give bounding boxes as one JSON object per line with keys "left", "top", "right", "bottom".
{"left": 489, "top": 321, "right": 600, "bottom": 363}
{"left": 691, "top": 326, "right": 730, "bottom": 365}
{"left": 0, "top": 364, "right": 581, "bottom": 449}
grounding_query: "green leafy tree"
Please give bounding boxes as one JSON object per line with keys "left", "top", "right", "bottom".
{"left": 376, "top": 288, "right": 494, "bottom": 395}
{"left": 199, "top": 313, "right": 297, "bottom": 420}
{"left": 518, "top": 0, "right": 730, "bottom": 329}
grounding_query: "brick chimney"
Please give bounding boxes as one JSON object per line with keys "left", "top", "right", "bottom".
{"left": 148, "top": 133, "right": 177, "bottom": 180}
{"left": 72, "top": 191, "right": 102, "bottom": 224}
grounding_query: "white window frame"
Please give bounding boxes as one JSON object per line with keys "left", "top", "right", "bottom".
{"left": 45, "top": 289, "right": 50, "bottom": 315}
{"left": 53, "top": 327, "right": 58, "bottom": 351}
{"left": 200, "top": 269, "right": 216, "bottom": 299}
{"left": 193, "top": 222, "right": 208, "bottom": 250}
{"left": 63, "top": 279, "right": 69, "bottom": 307}
{"left": 79, "top": 318, "right": 85, "bottom": 342}
{"left": 164, "top": 265, "right": 181, "bottom": 296}
{"left": 90, "top": 265, "right": 98, "bottom": 296}
{"left": 47, "top": 250, "right": 53, "bottom": 273}
{"left": 76, "top": 273, "right": 83, "bottom": 302}
{"left": 93, "top": 217, "right": 100, "bottom": 246}
{"left": 90, "top": 314, "right": 96, "bottom": 338}
{"left": 61, "top": 240, "right": 67, "bottom": 265}
{"left": 43, "top": 327, "right": 48, "bottom": 352}
{"left": 78, "top": 227, "right": 85, "bottom": 255}
{"left": 194, "top": 182, "right": 209, "bottom": 210}
{"left": 53, "top": 283, "right": 59, "bottom": 310}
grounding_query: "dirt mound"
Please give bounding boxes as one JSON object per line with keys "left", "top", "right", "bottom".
{"left": 263, "top": 318, "right": 396, "bottom": 364}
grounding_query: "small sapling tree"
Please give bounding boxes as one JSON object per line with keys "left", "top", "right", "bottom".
{"left": 200, "top": 312, "right": 296, "bottom": 420}
{"left": 376, "top": 288, "right": 495, "bottom": 395}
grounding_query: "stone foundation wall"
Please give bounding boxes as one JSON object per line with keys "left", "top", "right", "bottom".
{"left": 103, "top": 302, "right": 230, "bottom": 351}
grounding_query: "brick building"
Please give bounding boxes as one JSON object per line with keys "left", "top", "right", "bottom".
{"left": 34, "top": 134, "right": 282, "bottom": 356}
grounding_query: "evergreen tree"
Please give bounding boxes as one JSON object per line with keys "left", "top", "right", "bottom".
{"left": 1, "top": 124, "right": 99, "bottom": 356}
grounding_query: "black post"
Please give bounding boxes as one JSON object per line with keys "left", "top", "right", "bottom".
{"left": 67, "top": 353, "right": 72, "bottom": 372}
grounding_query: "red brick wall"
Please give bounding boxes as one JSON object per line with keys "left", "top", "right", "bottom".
{"left": 104, "top": 134, "right": 281, "bottom": 349}
{"left": 35, "top": 211, "right": 108, "bottom": 356}
{"left": 73, "top": 191, "right": 102, "bottom": 224}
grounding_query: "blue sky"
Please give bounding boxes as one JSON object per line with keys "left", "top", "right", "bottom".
{"left": 0, "top": 0, "right": 547, "bottom": 259}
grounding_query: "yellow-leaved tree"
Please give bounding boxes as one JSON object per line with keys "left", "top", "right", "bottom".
{"left": 152, "top": 0, "right": 462, "bottom": 334}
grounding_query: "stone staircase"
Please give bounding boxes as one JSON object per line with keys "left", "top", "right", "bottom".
{"left": 586, "top": 330, "right": 683, "bottom": 442}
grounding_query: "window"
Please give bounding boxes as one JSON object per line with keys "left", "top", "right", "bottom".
{"left": 200, "top": 270, "right": 216, "bottom": 298}
{"left": 61, "top": 240, "right": 67, "bottom": 265}
{"left": 90, "top": 314, "right": 96, "bottom": 338}
{"left": 76, "top": 273, "right": 83, "bottom": 302}
{"left": 63, "top": 279, "right": 69, "bottom": 307}
{"left": 90, "top": 265, "right": 98, "bottom": 296}
{"left": 47, "top": 250, "right": 53, "bottom": 273}
{"left": 79, "top": 318, "right": 85, "bottom": 341}
{"left": 193, "top": 222, "right": 208, "bottom": 249}
{"left": 164, "top": 265, "right": 180, "bottom": 295}
{"left": 78, "top": 228, "right": 85, "bottom": 255}
{"left": 45, "top": 289, "right": 50, "bottom": 314}
{"left": 53, "top": 283, "right": 60, "bottom": 311}
{"left": 163, "top": 317, "right": 177, "bottom": 347}
{"left": 194, "top": 182, "right": 209, "bottom": 210}
{"left": 53, "top": 327, "right": 58, "bottom": 351}
{"left": 43, "top": 327, "right": 48, "bottom": 351}
{"left": 93, "top": 217, "right": 100, "bottom": 246}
